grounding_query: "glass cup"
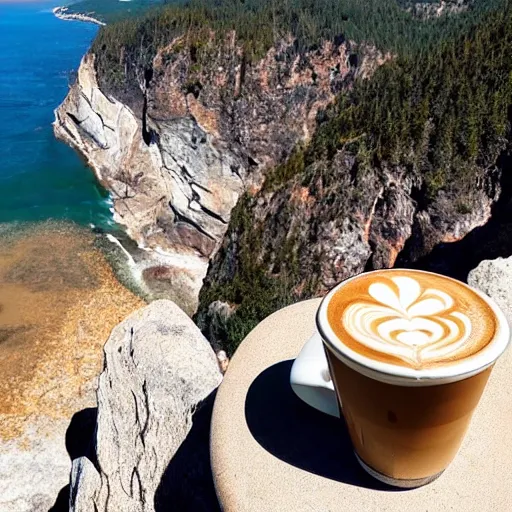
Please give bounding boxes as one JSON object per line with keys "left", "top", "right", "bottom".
{"left": 290, "top": 270, "right": 510, "bottom": 488}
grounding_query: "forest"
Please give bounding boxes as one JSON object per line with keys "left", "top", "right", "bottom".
{"left": 307, "top": 3, "right": 512, "bottom": 198}
{"left": 92, "top": 0, "right": 505, "bottom": 96}
{"left": 197, "top": 1, "right": 512, "bottom": 354}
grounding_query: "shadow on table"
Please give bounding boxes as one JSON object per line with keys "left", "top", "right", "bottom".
{"left": 244, "top": 360, "right": 402, "bottom": 491}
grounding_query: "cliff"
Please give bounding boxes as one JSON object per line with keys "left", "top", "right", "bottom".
{"left": 197, "top": 152, "right": 501, "bottom": 354}
{"left": 196, "top": 5, "right": 512, "bottom": 354}
{"left": 54, "top": 36, "right": 380, "bottom": 311}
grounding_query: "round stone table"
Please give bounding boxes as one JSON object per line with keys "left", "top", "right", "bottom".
{"left": 210, "top": 299, "right": 512, "bottom": 512}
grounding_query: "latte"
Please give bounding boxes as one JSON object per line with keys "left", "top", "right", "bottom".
{"left": 326, "top": 270, "right": 496, "bottom": 370}
{"left": 313, "top": 268, "right": 509, "bottom": 487}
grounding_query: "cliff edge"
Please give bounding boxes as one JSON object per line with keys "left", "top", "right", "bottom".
{"left": 54, "top": 36, "right": 380, "bottom": 311}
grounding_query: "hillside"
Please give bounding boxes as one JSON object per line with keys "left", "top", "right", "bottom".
{"left": 54, "top": 0, "right": 511, "bottom": 343}
{"left": 91, "top": 0, "right": 500, "bottom": 102}
{"left": 196, "top": 1, "right": 512, "bottom": 355}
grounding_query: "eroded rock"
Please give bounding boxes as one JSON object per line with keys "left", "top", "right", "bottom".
{"left": 69, "top": 300, "right": 223, "bottom": 512}
{"left": 54, "top": 37, "right": 383, "bottom": 310}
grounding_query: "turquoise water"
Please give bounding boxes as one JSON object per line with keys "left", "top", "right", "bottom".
{"left": 0, "top": 0, "right": 113, "bottom": 227}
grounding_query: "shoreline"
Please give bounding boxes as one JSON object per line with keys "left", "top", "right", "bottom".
{"left": 52, "top": 6, "right": 105, "bottom": 26}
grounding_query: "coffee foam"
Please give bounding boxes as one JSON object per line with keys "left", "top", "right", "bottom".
{"left": 325, "top": 270, "right": 498, "bottom": 372}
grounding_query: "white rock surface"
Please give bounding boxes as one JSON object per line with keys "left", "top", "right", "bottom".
{"left": 53, "top": 54, "right": 243, "bottom": 311}
{"left": 468, "top": 256, "right": 512, "bottom": 325}
{"left": 70, "top": 300, "right": 223, "bottom": 511}
{"left": 0, "top": 419, "right": 71, "bottom": 512}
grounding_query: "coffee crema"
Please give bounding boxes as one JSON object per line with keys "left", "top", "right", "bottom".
{"left": 327, "top": 270, "right": 497, "bottom": 369}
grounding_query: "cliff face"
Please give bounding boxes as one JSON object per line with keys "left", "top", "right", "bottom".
{"left": 54, "top": 37, "right": 378, "bottom": 310}
{"left": 197, "top": 148, "right": 502, "bottom": 354}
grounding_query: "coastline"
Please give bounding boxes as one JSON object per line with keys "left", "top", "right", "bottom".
{"left": 52, "top": 6, "right": 105, "bottom": 26}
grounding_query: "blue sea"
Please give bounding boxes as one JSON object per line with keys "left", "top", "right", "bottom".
{"left": 0, "top": 0, "right": 113, "bottom": 227}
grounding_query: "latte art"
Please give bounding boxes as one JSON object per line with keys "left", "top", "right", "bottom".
{"left": 342, "top": 276, "right": 472, "bottom": 366}
{"left": 326, "top": 269, "right": 497, "bottom": 370}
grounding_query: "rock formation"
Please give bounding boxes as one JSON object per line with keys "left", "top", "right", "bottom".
{"left": 468, "top": 257, "right": 512, "bottom": 326}
{"left": 194, "top": 3, "right": 512, "bottom": 352}
{"left": 197, "top": 148, "right": 501, "bottom": 353}
{"left": 54, "top": 38, "right": 383, "bottom": 311}
{"left": 69, "top": 300, "right": 223, "bottom": 511}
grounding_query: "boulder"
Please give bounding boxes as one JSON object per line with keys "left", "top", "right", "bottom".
{"left": 0, "top": 418, "right": 71, "bottom": 512}
{"left": 70, "top": 300, "right": 223, "bottom": 511}
{"left": 468, "top": 256, "right": 512, "bottom": 323}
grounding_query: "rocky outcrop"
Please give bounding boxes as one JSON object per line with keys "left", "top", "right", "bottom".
{"left": 218, "top": 161, "right": 497, "bottom": 290}
{"left": 69, "top": 300, "right": 222, "bottom": 511}
{"left": 54, "top": 38, "right": 383, "bottom": 310}
{"left": 197, "top": 146, "right": 502, "bottom": 354}
{"left": 468, "top": 257, "right": 512, "bottom": 326}
{"left": 0, "top": 417, "right": 75, "bottom": 512}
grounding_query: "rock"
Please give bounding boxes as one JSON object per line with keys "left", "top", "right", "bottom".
{"left": 70, "top": 457, "right": 101, "bottom": 511}
{"left": 197, "top": 150, "right": 500, "bottom": 354}
{"left": 407, "top": 0, "right": 471, "bottom": 19}
{"left": 216, "top": 351, "right": 230, "bottom": 374}
{"left": 0, "top": 418, "right": 71, "bottom": 512}
{"left": 54, "top": 37, "right": 385, "bottom": 310}
{"left": 69, "top": 300, "right": 223, "bottom": 512}
{"left": 468, "top": 256, "right": 512, "bottom": 323}
{"left": 53, "top": 7, "right": 105, "bottom": 26}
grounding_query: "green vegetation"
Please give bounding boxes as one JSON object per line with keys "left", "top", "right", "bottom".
{"left": 92, "top": 0, "right": 505, "bottom": 97}
{"left": 306, "top": 3, "right": 512, "bottom": 197}
{"left": 197, "top": 196, "right": 297, "bottom": 354}
{"left": 198, "top": 1, "right": 512, "bottom": 354}
{"left": 262, "top": 0, "right": 512, "bottom": 200}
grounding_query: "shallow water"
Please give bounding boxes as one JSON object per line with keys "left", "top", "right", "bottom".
{"left": 0, "top": 222, "right": 144, "bottom": 441}
{"left": 0, "top": 3, "right": 144, "bottom": 442}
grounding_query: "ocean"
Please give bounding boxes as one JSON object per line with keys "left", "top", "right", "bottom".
{"left": 0, "top": 0, "right": 113, "bottom": 227}
{"left": 0, "top": 5, "right": 146, "bottom": 506}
